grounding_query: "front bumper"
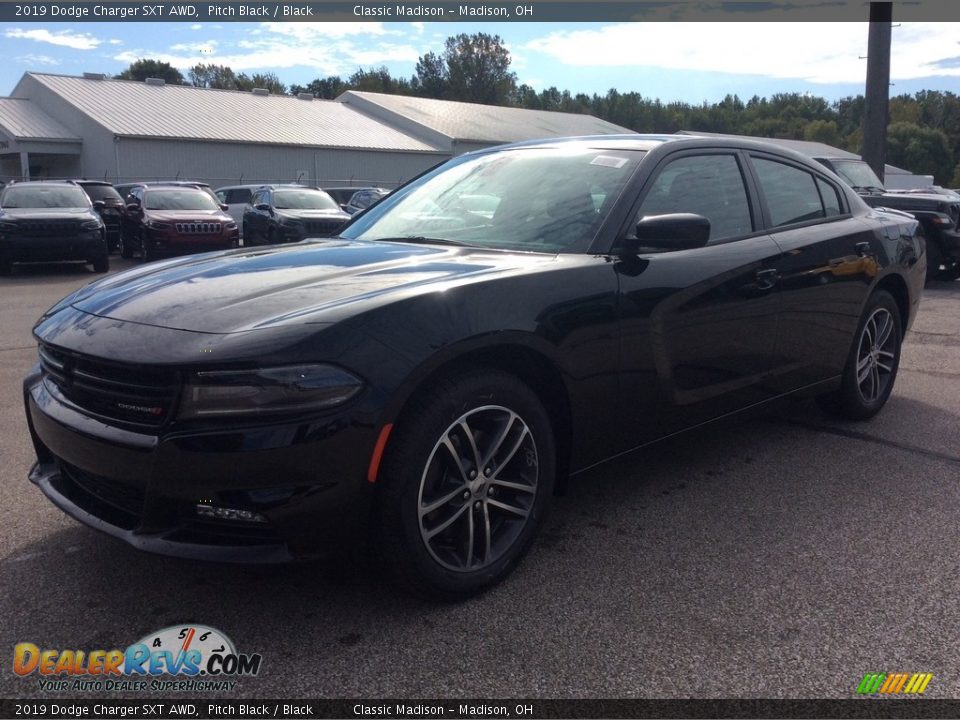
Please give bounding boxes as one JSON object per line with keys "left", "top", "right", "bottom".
{"left": 933, "top": 227, "right": 960, "bottom": 262}
{"left": 0, "top": 231, "right": 104, "bottom": 263}
{"left": 24, "top": 369, "right": 375, "bottom": 562}
{"left": 144, "top": 227, "right": 239, "bottom": 256}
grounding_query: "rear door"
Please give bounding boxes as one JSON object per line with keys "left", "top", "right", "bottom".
{"left": 745, "top": 152, "right": 877, "bottom": 391}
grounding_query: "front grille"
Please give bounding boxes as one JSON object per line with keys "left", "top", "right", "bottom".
{"left": 175, "top": 222, "right": 221, "bottom": 234}
{"left": 17, "top": 220, "right": 80, "bottom": 236}
{"left": 304, "top": 219, "right": 346, "bottom": 237}
{"left": 39, "top": 343, "right": 179, "bottom": 427}
{"left": 61, "top": 462, "right": 145, "bottom": 517}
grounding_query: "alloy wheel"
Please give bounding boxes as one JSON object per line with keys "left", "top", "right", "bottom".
{"left": 417, "top": 405, "right": 538, "bottom": 573}
{"left": 855, "top": 307, "right": 896, "bottom": 404}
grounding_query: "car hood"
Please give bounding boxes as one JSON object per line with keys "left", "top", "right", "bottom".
{"left": 277, "top": 209, "right": 350, "bottom": 220}
{"left": 862, "top": 192, "right": 959, "bottom": 212}
{"left": 146, "top": 210, "right": 231, "bottom": 221}
{"left": 67, "top": 239, "right": 556, "bottom": 334}
{"left": 0, "top": 208, "right": 92, "bottom": 220}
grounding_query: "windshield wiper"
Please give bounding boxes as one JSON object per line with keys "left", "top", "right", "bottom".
{"left": 850, "top": 185, "right": 886, "bottom": 193}
{"left": 368, "top": 236, "right": 471, "bottom": 247}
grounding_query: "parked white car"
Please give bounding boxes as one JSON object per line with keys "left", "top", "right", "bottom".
{"left": 214, "top": 185, "right": 264, "bottom": 240}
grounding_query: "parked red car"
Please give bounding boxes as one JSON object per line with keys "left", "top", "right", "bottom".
{"left": 121, "top": 185, "right": 238, "bottom": 260}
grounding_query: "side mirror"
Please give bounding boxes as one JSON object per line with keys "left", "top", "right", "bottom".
{"left": 92, "top": 200, "right": 106, "bottom": 211}
{"left": 219, "top": 203, "right": 229, "bottom": 211}
{"left": 630, "top": 213, "right": 710, "bottom": 251}
{"left": 255, "top": 203, "right": 271, "bottom": 212}
{"left": 126, "top": 203, "right": 141, "bottom": 213}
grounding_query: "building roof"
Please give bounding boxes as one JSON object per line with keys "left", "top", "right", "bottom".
{"left": 0, "top": 97, "right": 80, "bottom": 142}
{"left": 18, "top": 73, "right": 439, "bottom": 153}
{"left": 339, "top": 91, "right": 633, "bottom": 147}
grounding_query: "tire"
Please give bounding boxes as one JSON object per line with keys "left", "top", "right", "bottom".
{"left": 242, "top": 223, "right": 252, "bottom": 245}
{"left": 0, "top": 259, "right": 11, "bottom": 276}
{"left": 925, "top": 234, "right": 942, "bottom": 285}
{"left": 139, "top": 233, "right": 155, "bottom": 262}
{"left": 91, "top": 254, "right": 109, "bottom": 273}
{"left": 377, "top": 368, "right": 555, "bottom": 599}
{"left": 817, "top": 290, "right": 902, "bottom": 420}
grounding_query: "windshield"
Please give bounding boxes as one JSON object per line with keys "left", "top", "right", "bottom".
{"left": 144, "top": 189, "right": 219, "bottom": 211}
{"left": 274, "top": 189, "right": 339, "bottom": 210}
{"left": 1, "top": 185, "right": 90, "bottom": 209}
{"left": 81, "top": 184, "right": 123, "bottom": 202}
{"left": 830, "top": 160, "right": 886, "bottom": 190}
{"left": 342, "top": 147, "right": 644, "bottom": 252}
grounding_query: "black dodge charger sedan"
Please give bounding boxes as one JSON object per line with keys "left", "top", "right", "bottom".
{"left": 23, "top": 135, "right": 925, "bottom": 598}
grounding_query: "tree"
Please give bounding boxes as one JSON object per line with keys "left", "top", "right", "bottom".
{"left": 439, "top": 33, "right": 516, "bottom": 104}
{"left": 235, "top": 72, "right": 286, "bottom": 94}
{"left": 804, "top": 119, "right": 842, "bottom": 147}
{"left": 885, "top": 122, "right": 954, "bottom": 183}
{"left": 290, "top": 76, "right": 347, "bottom": 99}
{"left": 412, "top": 52, "right": 448, "bottom": 99}
{"left": 188, "top": 63, "right": 239, "bottom": 90}
{"left": 347, "top": 67, "right": 410, "bottom": 95}
{"left": 116, "top": 58, "right": 184, "bottom": 85}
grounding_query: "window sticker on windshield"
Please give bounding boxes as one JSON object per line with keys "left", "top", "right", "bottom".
{"left": 590, "top": 155, "right": 629, "bottom": 169}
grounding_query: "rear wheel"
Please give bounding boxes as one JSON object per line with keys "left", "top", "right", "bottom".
{"left": 925, "top": 234, "right": 942, "bottom": 284}
{"left": 818, "top": 290, "right": 902, "bottom": 420}
{"left": 90, "top": 253, "right": 109, "bottom": 273}
{"left": 377, "top": 369, "right": 555, "bottom": 599}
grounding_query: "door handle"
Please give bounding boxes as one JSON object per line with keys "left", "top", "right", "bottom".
{"left": 755, "top": 268, "right": 779, "bottom": 289}
{"left": 855, "top": 241, "right": 871, "bottom": 257}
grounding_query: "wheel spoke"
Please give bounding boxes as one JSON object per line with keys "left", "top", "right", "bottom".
{"left": 440, "top": 436, "right": 470, "bottom": 484}
{"left": 875, "top": 312, "right": 893, "bottom": 348}
{"left": 492, "top": 426, "right": 530, "bottom": 479}
{"left": 487, "top": 497, "right": 529, "bottom": 518}
{"left": 490, "top": 478, "right": 536, "bottom": 494}
{"left": 877, "top": 360, "right": 893, "bottom": 373}
{"left": 465, "top": 506, "right": 475, "bottom": 568}
{"left": 857, "top": 354, "right": 872, "bottom": 372}
{"left": 482, "top": 504, "right": 492, "bottom": 565}
{"left": 479, "top": 411, "right": 517, "bottom": 470}
{"left": 858, "top": 360, "right": 873, "bottom": 385}
{"left": 869, "top": 364, "right": 880, "bottom": 401}
{"left": 424, "top": 502, "right": 469, "bottom": 539}
{"left": 458, "top": 419, "right": 482, "bottom": 472}
{"left": 420, "top": 484, "right": 469, "bottom": 518}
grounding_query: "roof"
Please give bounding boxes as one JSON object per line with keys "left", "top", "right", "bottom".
{"left": 338, "top": 91, "right": 633, "bottom": 146}
{"left": 20, "top": 73, "right": 439, "bottom": 153}
{"left": 0, "top": 97, "right": 80, "bottom": 142}
{"left": 676, "top": 130, "right": 861, "bottom": 159}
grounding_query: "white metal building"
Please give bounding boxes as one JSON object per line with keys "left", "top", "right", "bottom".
{"left": 0, "top": 72, "right": 633, "bottom": 188}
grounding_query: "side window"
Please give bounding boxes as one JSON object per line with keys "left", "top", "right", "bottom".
{"left": 251, "top": 191, "right": 264, "bottom": 207}
{"left": 637, "top": 154, "right": 753, "bottom": 242}
{"left": 216, "top": 190, "right": 227, "bottom": 203}
{"left": 752, "top": 157, "right": 826, "bottom": 227}
{"left": 816, "top": 177, "right": 842, "bottom": 217}
{"left": 228, "top": 188, "right": 252, "bottom": 204}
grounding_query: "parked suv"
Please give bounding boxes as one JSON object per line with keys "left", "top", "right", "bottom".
{"left": 122, "top": 185, "right": 238, "bottom": 261}
{"left": 345, "top": 188, "right": 390, "bottom": 215}
{"left": 811, "top": 157, "right": 960, "bottom": 282}
{"left": 0, "top": 180, "right": 108, "bottom": 274}
{"left": 214, "top": 184, "right": 263, "bottom": 240}
{"left": 75, "top": 180, "right": 125, "bottom": 252}
{"left": 243, "top": 185, "right": 350, "bottom": 245}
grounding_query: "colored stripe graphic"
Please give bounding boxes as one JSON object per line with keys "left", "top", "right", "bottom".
{"left": 856, "top": 672, "right": 932, "bottom": 695}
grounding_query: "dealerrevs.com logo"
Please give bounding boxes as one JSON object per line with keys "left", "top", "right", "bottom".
{"left": 13, "top": 625, "right": 262, "bottom": 692}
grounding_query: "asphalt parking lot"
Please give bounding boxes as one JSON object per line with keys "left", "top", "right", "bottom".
{"left": 1, "top": 259, "right": 958, "bottom": 700}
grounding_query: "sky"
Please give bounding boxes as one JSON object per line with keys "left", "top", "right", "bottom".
{"left": 2, "top": 20, "right": 960, "bottom": 104}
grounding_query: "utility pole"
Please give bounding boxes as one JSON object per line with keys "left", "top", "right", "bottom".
{"left": 862, "top": 2, "right": 892, "bottom": 183}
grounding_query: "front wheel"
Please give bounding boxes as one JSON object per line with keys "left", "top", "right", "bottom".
{"left": 377, "top": 369, "right": 555, "bottom": 599}
{"left": 818, "top": 290, "right": 902, "bottom": 420}
{"left": 925, "top": 234, "right": 942, "bottom": 285}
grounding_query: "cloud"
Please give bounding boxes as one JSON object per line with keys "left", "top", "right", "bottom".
{"left": 115, "top": 23, "right": 422, "bottom": 77}
{"left": 5, "top": 28, "right": 101, "bottom": 50}
{"left": 16, "top": 53, "right": 60, "bottom": 66}
{"left": 190, "top": 24, "right": 203, "bottom": 30}
{"left": 108, "top": 39, "right": 123, "bottom": 46}
{"left": 524, "top": 22, "right": 960, "bottom": 84}
{"left": 411, "top": 22, "right": 424, "bottom": 33}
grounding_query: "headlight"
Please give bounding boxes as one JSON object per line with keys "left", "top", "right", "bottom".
{"left": 224, "top": 221, "right": 237, "bottom": 229}
{"left": 179, "top": 364, "right": 363, "bottom": 419}
{"left": 145, "top": 219, "right": 171, "bottom": 230}
{"left": 81, "top": 219, "right": 103, "bottom": 231}
{"left": 280, "top": 216, "right": 303, "bottom": 228}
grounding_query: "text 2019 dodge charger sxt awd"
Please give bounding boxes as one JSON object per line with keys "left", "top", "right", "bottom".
{"left": 23, "top": 136, "right": 925, "bottom": 597}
